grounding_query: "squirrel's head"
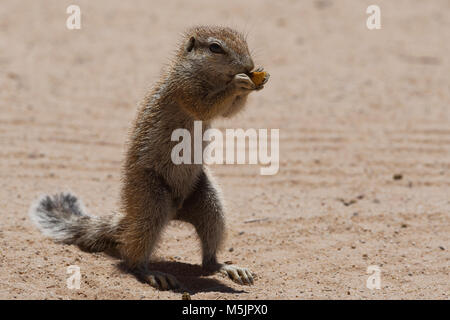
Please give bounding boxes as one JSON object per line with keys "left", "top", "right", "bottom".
{"left": 178, "top": 26, "right": 255, "bottom": 84}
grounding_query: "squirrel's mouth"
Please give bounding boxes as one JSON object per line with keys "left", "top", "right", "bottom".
{"left": 228, "top": 69, "right": 253, "bottom": 79}
{"left": 226, "top": 73, "right": 236, "bottom": 83}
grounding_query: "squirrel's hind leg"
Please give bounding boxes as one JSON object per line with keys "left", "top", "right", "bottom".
{"left": 119, "top": 169, "right": 181, "bottom": 290}
{"left": 176, "top": 170, "right": 254, "bottom": 285}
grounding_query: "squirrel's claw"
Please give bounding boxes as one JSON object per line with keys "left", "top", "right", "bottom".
{"left": 142, "top": 271, "right": 182, "bottom": 291}
{"left": 219, "top": 264, "right": 254, "bottom": 285}
{"left": 234, "top": 73, "right": 256, "bottom": 91}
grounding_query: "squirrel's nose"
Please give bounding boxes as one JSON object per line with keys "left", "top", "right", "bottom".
{"left": 244, "top": 59, "right": 255, "bottom": 73}
{"left": 238, "top": 55, "right": 254, "bottom": 74}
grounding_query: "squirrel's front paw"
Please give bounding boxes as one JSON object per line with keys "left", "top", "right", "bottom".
{"left": 219, "top": 264, "right": 254, "bottom": 285}
{"left": 233, "top": 73, "right": 257, "bottom": 92}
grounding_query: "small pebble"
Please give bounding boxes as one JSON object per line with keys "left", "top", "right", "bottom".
{"left": 182, "top": 292, "right": 191, "bottom": 300}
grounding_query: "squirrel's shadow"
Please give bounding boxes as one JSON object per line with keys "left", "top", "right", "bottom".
{"left": 93, "top": 247, "right": 245, "bottom": 294}
{"left": 115, "top": 260, "right": 246, "bottom": 294}
{"left": 78, "top": 246, "right": 245, "bottom": 294}
{"left": 94, "top": 245, "right": 246, "bottom": 294}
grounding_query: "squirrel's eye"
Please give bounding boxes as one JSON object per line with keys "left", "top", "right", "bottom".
{"left": 209, "top": 43, "right": 225, "bottom": 54}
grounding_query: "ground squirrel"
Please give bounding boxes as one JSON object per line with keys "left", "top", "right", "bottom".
{"left": 29, "top": 25, "right": 269, "bottom": 290}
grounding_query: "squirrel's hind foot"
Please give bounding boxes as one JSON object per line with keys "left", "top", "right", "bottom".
{"left": 219, "top": 264, "right": 254, "bottom": 285}
{"left": 138, "top": 270, "right": 182, "bottom": 291}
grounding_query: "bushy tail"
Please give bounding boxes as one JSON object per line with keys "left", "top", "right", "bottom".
{"left": 29, "top": 192, "right": 121, "bottom": 252}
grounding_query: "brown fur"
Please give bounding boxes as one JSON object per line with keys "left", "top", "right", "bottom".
{"left": 29, "top": 25, "right": 269, "bottom": 290}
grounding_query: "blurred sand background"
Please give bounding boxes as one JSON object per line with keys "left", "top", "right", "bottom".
{"left": 0, "top": 0, "right": 449, "bottom": 299}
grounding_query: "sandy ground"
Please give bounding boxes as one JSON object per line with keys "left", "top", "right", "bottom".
{"left": 0, "top": 0, "right": 449, "bottom": 300}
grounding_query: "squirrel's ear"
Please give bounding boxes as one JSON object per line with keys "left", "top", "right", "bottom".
{"left": 186, "top": 37, "right": 195, "bottom": 52}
